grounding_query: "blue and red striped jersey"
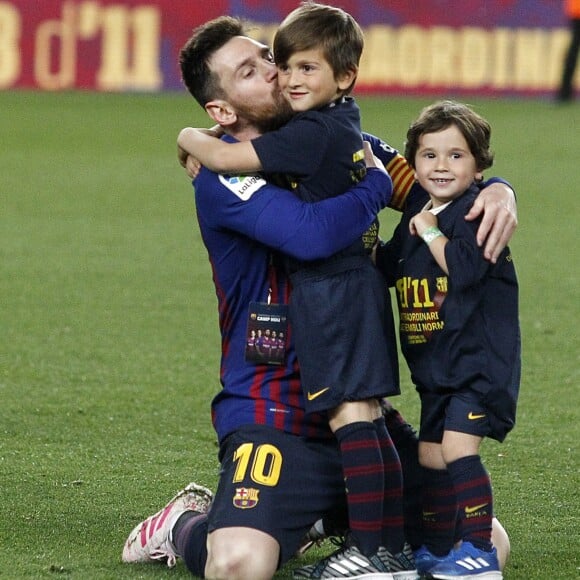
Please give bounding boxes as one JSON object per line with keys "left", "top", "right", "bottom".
{"left": 192, "top": 136, "right": 394, "bottom": 443}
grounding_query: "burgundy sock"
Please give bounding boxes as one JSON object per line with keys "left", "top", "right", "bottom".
{"left": 447, "top": 455, "right": 493, "bottom": 551}
{"left": 421, "top": 467, "right": 457, "bottom": 556}
{"left": 335, "top": 421, "right": 384, "bottom": 556}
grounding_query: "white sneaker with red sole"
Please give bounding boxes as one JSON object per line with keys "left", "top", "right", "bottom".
{"left": 122, "top": 482, "right": 213, "bottom": 567}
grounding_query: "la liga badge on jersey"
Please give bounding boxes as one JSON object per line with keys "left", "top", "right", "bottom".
{"left": 219, "top": 173, "right": 267, "bottom": 200}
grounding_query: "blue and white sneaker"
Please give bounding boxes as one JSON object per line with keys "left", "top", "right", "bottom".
{"left": 427, "top": 542, "right": 502, "bottom": 579}
{"left": 412, "top": 545, "right": 449, "bottom": 576}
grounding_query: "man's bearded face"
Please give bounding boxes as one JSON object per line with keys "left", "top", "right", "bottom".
{"left": 209, "top": 36, "right": 294, "bottom": 135}
{"left": 235, "top": 89, "right": 294, "bottom": 133}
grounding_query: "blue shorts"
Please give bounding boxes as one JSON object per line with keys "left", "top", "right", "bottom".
{"left": 418, "top": 390, "right": 497, "bottom": 443}
{"left": 290, "top": 257, "right": 400, "bottom": 414}
{"left": 207, "top": 424, "right": 346, "bottom": 567}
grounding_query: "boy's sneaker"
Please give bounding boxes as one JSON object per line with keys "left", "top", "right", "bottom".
{"left": 122, "top": 482, "right": 213, "bottom": 568}
{"left": 427, "top": 542, "right": 502, "bottom": 579}
{"left": 293, "top": 544, "right": 394, "bottom": 579}
{"left": 413, "top": 545, "right": 449, "bottom": 575}
{"left": 376, "top": 543, "right": 419, "bottom": 580}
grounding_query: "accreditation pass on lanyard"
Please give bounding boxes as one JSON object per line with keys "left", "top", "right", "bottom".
{"left": 245, "top": 297, "right": 289, "bottom": 366}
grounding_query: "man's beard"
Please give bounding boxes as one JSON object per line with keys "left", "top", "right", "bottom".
{"left": 237, "top": 93, "right": 294, "bottom": 134}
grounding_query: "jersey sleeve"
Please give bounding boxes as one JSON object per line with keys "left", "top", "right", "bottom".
{"left": 251, "top": 114, "right": 330, "bottom": 178}
{"left": 193, "top": 166, "right": 391, "bottom": 261}
{"left": 444, "top": 200, "right": 491, "bottom": 289}
{"left": 363, "top": 132, "right": 417, "bottom": 211}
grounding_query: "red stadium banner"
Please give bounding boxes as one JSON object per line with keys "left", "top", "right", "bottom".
{"left": 1, "top": 0, "right": 570, "bottom": 95}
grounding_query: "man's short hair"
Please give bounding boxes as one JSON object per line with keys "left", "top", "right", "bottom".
{"left": 179, "top": 16, "right": 245, "bottom": 107}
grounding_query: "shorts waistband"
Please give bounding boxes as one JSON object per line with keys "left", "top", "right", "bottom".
{"left": 289, "top": 254, "right": 371, "bottom": 284}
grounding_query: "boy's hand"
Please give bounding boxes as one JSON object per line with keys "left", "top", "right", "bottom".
{"left": 410, "top": 211, "right": 437, "bottom": 237}
{"left": 362, "top": 140, "right": 387, "bottom": 173}
{"left": 177, "top": 125, "right": 224, "bottom": 179}
{"left": 178, "top": 144, "right": 202, "bottom": 179}
{"left": 178, "top": 144, "right": 189, "bottom": 168}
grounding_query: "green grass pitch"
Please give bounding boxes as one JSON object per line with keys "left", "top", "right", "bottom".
{"left": 1, "top": 90, "right": 578, "bottom": 578}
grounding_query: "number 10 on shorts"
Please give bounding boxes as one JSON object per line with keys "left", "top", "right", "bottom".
{"left": 233, "top": 443, "right": 282, "bottom": 486}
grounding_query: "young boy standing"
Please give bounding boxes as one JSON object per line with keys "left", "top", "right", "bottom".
{"left": 178, "top": 3, "right": 415, "bottom": 578}
{"left": 376, "top": 101, "right": 520, "bottom": 579}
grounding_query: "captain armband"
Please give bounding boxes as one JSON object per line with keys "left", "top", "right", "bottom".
{"left": 420, "top": 226, "right": 444, "bottom": 245}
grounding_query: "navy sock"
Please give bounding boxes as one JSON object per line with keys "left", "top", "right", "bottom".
{"left": 335, "top": 421, "right": 384, "bottom": 556}
{"left": 173, "top": 511, "right": 209, "bottom": 576}
{"left": 374, "top": 416, "right": 405, "bottom": 553}
{"left": 421, "top": 467, "right": 457, "bottom": 556}
{"left": 447, "top": 455, "right": 493, "bottom": 551}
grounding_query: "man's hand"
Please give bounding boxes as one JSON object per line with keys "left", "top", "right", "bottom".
{"left": 465, "top": 182, "right": 517, "bottom": 263}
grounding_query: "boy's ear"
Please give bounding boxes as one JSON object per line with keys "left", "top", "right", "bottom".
{"left": 337, "top": 66, "right": 358, "bottom": 91}
{"left": 205, "top": 100, "right": 237, "bottom": 127}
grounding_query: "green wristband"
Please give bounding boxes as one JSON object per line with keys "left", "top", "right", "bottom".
{"left": 421, "top": 226, "right": 443, "bottom": 245}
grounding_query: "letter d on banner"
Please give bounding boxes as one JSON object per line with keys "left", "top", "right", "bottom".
{"left": 34, "top": 1, "right": 76, "bottom": 90}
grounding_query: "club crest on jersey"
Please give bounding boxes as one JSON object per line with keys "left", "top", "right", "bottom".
{"left": 233, "top": 487, "right": 260, "bottom": 509}
{"left": 219, "top": 173, "right": 266, "bottom": 200}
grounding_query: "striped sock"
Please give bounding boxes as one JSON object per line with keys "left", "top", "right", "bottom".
{"left": 447, "top": 455, "right": 493, "bottom": 551}
{"left": 421, "top": 467, "right": 458, "bottom": 556}
{"left": 383, "top": 407, "right": 423, "bottom": 549}
{"left": 374, "top": 416, "right": 405, "bottom": 553}
{"left": 335, "top": 421, "right": 384, "bottom": 556}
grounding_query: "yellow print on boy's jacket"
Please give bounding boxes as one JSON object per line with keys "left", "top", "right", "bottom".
{"left": 396, "top": 275, "right": 447, "bottom": 345}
